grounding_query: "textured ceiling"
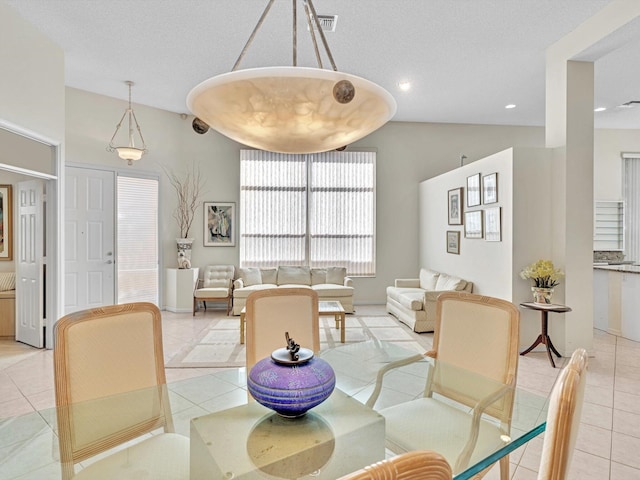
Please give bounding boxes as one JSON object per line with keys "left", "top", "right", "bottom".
{"left": 6, "top": 0, "right": 640, "bottom": 129}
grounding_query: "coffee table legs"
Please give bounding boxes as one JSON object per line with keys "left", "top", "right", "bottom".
{"left": 520, "top": 311, "right": 562, "bottom": 368}
{"left": 240, "top": 312, "right": 245, "bottom": 345}
{"left": 335, "top": 312, "right": 346, "bottom": 343}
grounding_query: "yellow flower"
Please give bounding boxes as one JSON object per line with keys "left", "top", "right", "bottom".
{"left": 520, "top": 259, "right": 564, "bottom": 288}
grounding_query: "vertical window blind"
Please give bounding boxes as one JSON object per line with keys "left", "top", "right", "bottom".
{"left": 240, "top": 149, "right": 376, "bottom": 276}
{"left": 117, "top": 175, "right": 159, "bottom": 305}
{"left": 623, "top": 154, "right": 640, "bottom": 262}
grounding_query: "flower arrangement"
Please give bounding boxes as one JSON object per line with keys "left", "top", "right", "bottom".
{"left": 162, "top": 163, "right": 205, "bottom": 239}
{"left": 520, "top": 259, "right": 564, "bottom": 288}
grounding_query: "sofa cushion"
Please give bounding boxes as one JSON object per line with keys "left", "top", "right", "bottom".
{"left": 419, "top": 269, "right": 440, "bottom": 290}
{"left": 260, "top": 268, "right": 278, "bottom": 284}
{"left": 311, "top": 269, "right": 327, "bottom": 285}
{"left": 435, "top": 273, "right": 467, "bottom": 291}
{"left": 386, "top": 286, "right": 424, "bottom": 311}
{"left": 326, "top": 267, "right": 347, "bottom": 285}
{"left": 277, "top": 266, "right": 311, "bottom": 286}
{"left": 232, "top": 284, "right": 277, "bottom": 299}
{"left": 311, "top": 284, "right": 353, "bottom": 297}
{"left": 0, "top": 272, "right": 15, "bottom": 292}
{"left": 239, "top": 267, "right": 262, "bottom": 286}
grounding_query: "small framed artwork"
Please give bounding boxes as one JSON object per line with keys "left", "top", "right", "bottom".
{"left": 464, "top": 210, "right": 483, "bottom": 239}
{"left": 446, "top": 230, "right": 460, "bottom": 254}
{"left": 485, "top": 207, "right": 502, "bottom": 241}
{"left": 204, "top": 202, "right": 235, "bottom": 246}
{"left": 448, "top": 187, "right": 463, "bottom": 225}
{"left": 482, "top": 172, "right": 498, "bottom": 204}
{"left": 466, "top": 173, "right": 481, "bottom": 207}
{"left": 0, "top": 185, "right": 12, "bottom": 261}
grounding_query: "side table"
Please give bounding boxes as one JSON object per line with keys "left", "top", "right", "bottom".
{"left": 519, "top": 302, "right": 571, "bottom": 368}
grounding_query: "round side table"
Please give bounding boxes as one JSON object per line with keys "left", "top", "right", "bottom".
{"left": 519, "top": 302, "right": 572, "bottom": 368}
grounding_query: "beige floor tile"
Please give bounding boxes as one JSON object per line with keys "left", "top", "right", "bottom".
{"left": 611, "top": 431, "right": 640, "bottom": 469}
{"left": 566, "top": 449, "right": 612, "bottom": 479}
{"left": 610, "top": 461, "right": 640, "bottom": 479}
{"left": 575, "top": 423, "right": 612, "bottom": 459}
{"left": 613, "top": 390, "right": 640, "bottom": 415}
{"left": 612, "top": 409, "right": 640, "bottom": 439}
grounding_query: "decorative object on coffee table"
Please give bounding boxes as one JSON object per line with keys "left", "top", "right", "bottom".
{"left": 247, "top": 333, "right": 335, "bottom": 418}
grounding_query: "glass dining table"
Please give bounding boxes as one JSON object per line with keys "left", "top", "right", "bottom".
{"left": 0, "top": 340, "right": 549, "bottom": 479}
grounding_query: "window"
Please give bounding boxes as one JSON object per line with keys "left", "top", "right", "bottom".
{"left": 117, "top": 175, "right": 159, "bottom": 304}
{"left": 240, "top": 150, "right": 376, "bottom": 276}
{"left": 623, "top": 153, "right": 640, "bottom": 261}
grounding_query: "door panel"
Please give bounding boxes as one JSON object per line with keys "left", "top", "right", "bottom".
{"left": 64, "top": 167, "right": 115, "bottom": 314}
{"left": 16, "top": 180, "right": 43, "bottom": 348}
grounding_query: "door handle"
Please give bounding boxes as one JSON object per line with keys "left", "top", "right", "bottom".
{"left": 106, "top": 260, "right": 113, "bottom": 264}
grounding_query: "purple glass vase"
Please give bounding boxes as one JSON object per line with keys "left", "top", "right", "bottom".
{"left": 247, "top": 348, "right": 336, "bottom": 418}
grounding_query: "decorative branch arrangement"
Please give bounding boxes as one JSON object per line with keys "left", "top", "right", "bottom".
{"left": 163, "top": 164, "right": 205, "bottom": 238}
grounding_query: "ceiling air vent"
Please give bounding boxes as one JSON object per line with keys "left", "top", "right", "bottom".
{"left": 308, "top": 15, "right": 338, "bottom": 32}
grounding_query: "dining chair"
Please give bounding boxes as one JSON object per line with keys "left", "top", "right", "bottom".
{"left": 536, "top": 348, "right": 588, "bottom": 480}
{"left": 53, "top": 302, "right": 189, "bottom": 480}
{"left": 337, "top": 450, "right": 452, "bottom": 480}
{"left": 245, "top": 287, "right": 320, "bottom": 370}
{"left": 193, "top": 264, "right": 235, "bottom": 315}
{"left": 366, "top": 292, "right": 520, "bottom": 480}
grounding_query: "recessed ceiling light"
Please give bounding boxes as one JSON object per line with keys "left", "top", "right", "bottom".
{"left": 505, "top": 104, "right": 516, "bottom": 109}
{"left": 397, "top": 81, "right": 411, "bottom": 92}
{"left": 594, "top": 107, "right": 607, "bottom": 112}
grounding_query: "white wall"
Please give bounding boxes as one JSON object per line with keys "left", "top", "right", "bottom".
{"left": 593, "top": 128, "right": 640, "bottom": 201}
{"left": 0, "top": 1, "right": 64, "bottom": 152}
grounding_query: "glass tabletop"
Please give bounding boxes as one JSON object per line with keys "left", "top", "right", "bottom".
{"left": 0, "top": 341, "right": 548, "bottom": 479}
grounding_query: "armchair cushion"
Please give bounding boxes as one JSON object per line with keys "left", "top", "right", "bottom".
{"left": 261, "top": 268, "right": 278, "bottom": 284}
{"left": 239, "top": 267, "right": 262, "bottom": 286}
{"left": 311, "top": 269, "right": 327, "bottom": 285}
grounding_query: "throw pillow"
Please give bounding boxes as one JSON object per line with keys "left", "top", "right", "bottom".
{"left": 326, "top": 267, "right": 346, "bottom": 285}
{"left": 239, "top": 267, "right": 262, "bottom": 287}
{"left": 277, "top": 266, "right": 311, "bottom": 285}
{"left": 260, "top": 268, "right": 278, "bottom": 284}
{"left": 311, "top": 269, "right": 327, "bottom": 285}
{"left": 435, "top": 273, "right": 467, "bottom": 291}
{"left": 419, "top": 269, "right": 440, "bottom": 290}
{"left": 0, "top": 272, "right": 15, "bottom": 292}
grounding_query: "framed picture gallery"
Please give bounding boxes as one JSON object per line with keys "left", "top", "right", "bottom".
{"left": 466, "top": 173, "right": 481, "bottom": 207}
{"left": 482, "top": 172, "right": 498, "bottom": 204}
{"left": 203, "top": 202, "right": 235, "bottom": 246}
{"left": 464, "top": 210, "right": 483, "bottom": 239}
{"left": 446, "top": 230, "right": 460, "bottom": 254}
{"left": 0, "top": 185, "right": 12, "bottom": 261}
{"left": 448, "top": 187, "right": 463, "bottom": 225}
{"left": 484, "top": 207, "right": 502, "bottom": 241}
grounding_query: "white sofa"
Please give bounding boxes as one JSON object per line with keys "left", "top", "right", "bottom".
{"left": 232, "top": 266, "right": 354, "bottom": 315}
{"left": 386, "top": 268, "right": 473, "bottom": 333}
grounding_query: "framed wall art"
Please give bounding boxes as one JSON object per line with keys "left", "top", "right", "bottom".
{"left": 464, "top": 210, "right": 483, "bottom": 239}
{"left": 0, "top": 185, "right": 12, "bottom": 261}
{"left": 446, "top": 230, "right": 460, "bottom": 254}
{"left": 466, "top": 173, "right": 481, "bottom": 207}
{"left": 484, "top": 207, "right": 501, "bottom": 241}
{"left": 482, "top": 172, "right": 498, "bottom": 204}
{"left": 448, "top": 187, "right": 463, "bottom": 225}
{"left": 204, "top": 202, "right": 235, "bottom": 246}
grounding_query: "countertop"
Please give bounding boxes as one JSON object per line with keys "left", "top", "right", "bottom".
{"left": 593, "top": 264, "right": 640, "bottom": 273}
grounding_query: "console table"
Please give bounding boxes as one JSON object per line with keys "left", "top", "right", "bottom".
{"left": 519, "top": 302, "right": 572, "bottom": 368}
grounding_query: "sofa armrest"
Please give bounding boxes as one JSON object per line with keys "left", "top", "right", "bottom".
{"left": 395, "top": 278, "right": 420, "bottom": 288}
{"left": 344, "top": 276, "right": 353, "bottom": 287}
{"left": 233, "top": 278, "right": 244, "bottom": 289}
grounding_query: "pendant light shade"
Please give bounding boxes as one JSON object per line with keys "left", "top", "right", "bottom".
{"left": 107, "top": 81, "right": 147, "bottom": 165}
{"left": 186, "top": 0, "right": 396, "bottom": 153}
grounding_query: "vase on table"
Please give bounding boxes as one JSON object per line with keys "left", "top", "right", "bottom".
{"left": 532, "top": 287, "right": 554, "bottom": 305}
{"left": 176, "top": 238, "right": 194, "bottom": 269}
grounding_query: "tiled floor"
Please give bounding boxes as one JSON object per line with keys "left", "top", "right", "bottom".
{"left": 1, "top": 304, "right": 639, "bottom": 479}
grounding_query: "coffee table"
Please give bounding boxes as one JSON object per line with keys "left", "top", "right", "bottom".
{"left": 239, "top": 300, "right": 346, "bottom": 344}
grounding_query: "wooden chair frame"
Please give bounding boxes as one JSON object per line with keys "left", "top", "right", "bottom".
{"left": 337, "top": 450, "right": 452, "bottom": 480}
{"left": 54, "top": 302, "right": 175, "bottom": 479}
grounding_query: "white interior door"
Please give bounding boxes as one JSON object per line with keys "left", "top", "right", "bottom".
{"left": 16, "top": 180, "right": 44, "bottom": 348}
{"left": 64, "top": 167, "right": 115, "bottom": 314}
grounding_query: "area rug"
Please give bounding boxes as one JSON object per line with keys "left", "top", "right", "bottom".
{"left": 165, "top": 313, "right": 433, "bottom": 368}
